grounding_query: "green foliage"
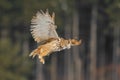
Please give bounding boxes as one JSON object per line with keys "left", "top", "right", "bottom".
{"left": 105, "top": 0, "right": 120, "bottom": 23}
{"left": 0, "top": 0, "right": 76, "bottom": 28}
{"left": 0, "top": 0, "right": 13, "bottom": 10}
{"left": 0, "top": 39, "right": 32, "bottom": 80}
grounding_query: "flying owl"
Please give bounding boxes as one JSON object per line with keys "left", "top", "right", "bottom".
{"left": 30, "top": 10, "right": 82, "bottom": 64}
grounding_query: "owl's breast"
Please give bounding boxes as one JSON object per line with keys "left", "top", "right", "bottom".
{"left": 43, "top": 38, "right": 72, "bottom": 53}
{"left": 44, "top": 39, "right": 61, "bottom": 52}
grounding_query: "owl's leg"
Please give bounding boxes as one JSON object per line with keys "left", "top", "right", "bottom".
{"left": 37, "top": 46, "right": 51, "bottom": 64}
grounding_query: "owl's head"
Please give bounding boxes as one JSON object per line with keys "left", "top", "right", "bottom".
{"left": 70, "top": 39, "right": 82, "bottom": 46}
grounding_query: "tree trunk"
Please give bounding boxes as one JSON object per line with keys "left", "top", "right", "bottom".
{"left": 112, "top": 25, "right": 120, "bottom": 80}
{"left": 50, "top": 55, "right": 57, "bottom": 80}
{"left": 72, "top": 10, "right": 83, "bottom": 80}
{"left": 22, "top": 40, "right": 29, "bottom": 56}
{"left": 90, "top": 4, "right": 98, "bottom": 80}
{"left": 64, "top": 16, "right": 73, "bottom": 80}
{"left": 35, "top": 59, "right": 44, "bottom": 80}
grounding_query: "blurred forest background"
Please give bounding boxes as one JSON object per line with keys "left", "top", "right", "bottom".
{"left": 0, "top": 0, "right": 120, "bottom": 80}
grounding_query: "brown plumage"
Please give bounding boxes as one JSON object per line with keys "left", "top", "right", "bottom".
{"left": 30, "top": 10, "right": 82, "bottom": 64}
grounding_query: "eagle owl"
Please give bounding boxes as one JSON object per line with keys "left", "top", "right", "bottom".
{"left": 30, "top": 10, "right": 82, "bottom": 64}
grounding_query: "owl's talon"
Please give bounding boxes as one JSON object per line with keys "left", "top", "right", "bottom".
{"left": 39, "top": 58, "right": 45, "bottom": 64}
{"left": 40, "top": 59, "right": 45, "bottom": 64}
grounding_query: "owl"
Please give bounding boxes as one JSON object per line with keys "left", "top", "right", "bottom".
{"left": 30, "top": 10, "right": 82, "bottom": 64}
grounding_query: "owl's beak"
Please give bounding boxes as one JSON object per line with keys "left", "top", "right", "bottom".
{"left": 76, "top": 39, "right": 82, "bottom": 45}
{"left": 71, "top": 39, "right": 82, "bottom": 46}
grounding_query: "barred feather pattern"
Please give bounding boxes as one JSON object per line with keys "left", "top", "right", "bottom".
{"left": 29, "top": 38, "right": 81, "bottom": 64}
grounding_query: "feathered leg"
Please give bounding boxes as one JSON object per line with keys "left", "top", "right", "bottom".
{"left": 29, "top": 46, "right": 45, "bottom": 64}
{"left": 29, "top": 45, "right": 52, "bottom": 64}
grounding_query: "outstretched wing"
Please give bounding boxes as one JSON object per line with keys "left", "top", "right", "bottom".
{"left": 30, "top": 10, "right": 59, "bottom": 43}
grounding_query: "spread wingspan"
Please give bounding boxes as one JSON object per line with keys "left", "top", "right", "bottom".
{"left": 30, "top": 10, "right": 59, "bottom": 43}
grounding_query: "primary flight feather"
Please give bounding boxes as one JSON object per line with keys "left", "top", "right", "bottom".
{"left": 31, "top": 10, "right": 58, "bottom": 43}
{"left": 30, "top": 10, "right": 82, "bottom": 64}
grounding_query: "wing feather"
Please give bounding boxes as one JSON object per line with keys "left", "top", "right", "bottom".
{"left": 30, "top": 10, "right": 59, "bottom": 43}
